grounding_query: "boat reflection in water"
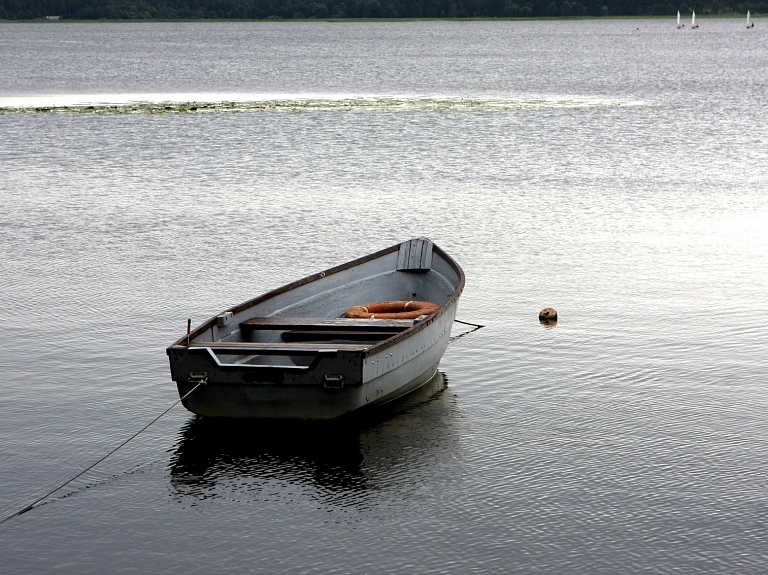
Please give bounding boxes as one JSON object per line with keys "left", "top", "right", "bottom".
{"left": 169, "top": 371, "right": 459, "bottom": 507}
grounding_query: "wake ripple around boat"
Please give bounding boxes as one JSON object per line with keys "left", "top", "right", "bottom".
{"left": 0, "top": 93, "right": 652, "bottom": 115}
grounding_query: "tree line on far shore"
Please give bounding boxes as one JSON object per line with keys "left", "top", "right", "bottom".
{"left": 0, "top": 0, "right": 762, "bottom": 21}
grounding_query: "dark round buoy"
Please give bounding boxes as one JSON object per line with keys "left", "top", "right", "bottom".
{"left": 539, "top": 307, "right": 557, "bottom": 322}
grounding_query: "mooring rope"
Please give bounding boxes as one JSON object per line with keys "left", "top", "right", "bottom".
{"left": 2, "top": 318, "right": 482, "bottom": 526}
{"left": 453, "top": 319, "right": 485, "bottom": 329}
{"left": 449, "top": 318, "right": 485, "bottom": 343}
{"left": 0, "top": 382, "right": 203, "bottom": 527}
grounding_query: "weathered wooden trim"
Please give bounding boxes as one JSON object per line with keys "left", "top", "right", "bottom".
{"left": 397, "top": 238, "right": 434, "bottom": 271}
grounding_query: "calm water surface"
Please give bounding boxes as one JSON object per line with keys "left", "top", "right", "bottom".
{"left": 1, "top": 19, "right": 767, "bottom": 573}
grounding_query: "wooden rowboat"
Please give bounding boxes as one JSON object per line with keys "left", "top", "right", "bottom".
{"left": 166, "top": 238, "right": 465, "bottom": 419}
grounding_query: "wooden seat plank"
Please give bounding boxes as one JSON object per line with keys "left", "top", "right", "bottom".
{"left": 281, "top": 330, "right": 396, "bottom": 343}
{"left": 240, "top": 317, "right": 413, "bottom": 332}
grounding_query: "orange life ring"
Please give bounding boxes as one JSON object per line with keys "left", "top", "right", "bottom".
{"left": 344, "top": 300, "right": 439, "bottom": 320}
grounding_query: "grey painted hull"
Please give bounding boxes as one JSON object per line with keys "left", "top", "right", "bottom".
{"left": 167, "top": 238, "right": 464, "bottom": 419}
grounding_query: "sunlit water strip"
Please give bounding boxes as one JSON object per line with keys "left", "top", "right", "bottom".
{"left": 0, "top": 93, "right": 653, "bottom": 114}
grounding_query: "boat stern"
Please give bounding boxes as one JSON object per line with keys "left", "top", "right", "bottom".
{"left": 167, "top": 346, "right": 367, "bottom": 419}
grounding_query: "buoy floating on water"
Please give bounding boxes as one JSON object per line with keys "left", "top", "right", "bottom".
{"left": 539, "top": 307, "right": 557, "bottom": 322}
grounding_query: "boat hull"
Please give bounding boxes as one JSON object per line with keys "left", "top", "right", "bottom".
{"left": 177, "top": 361, "right": 442, "bottom": 419}
{"left": 167, "top": 238, "right": 464, "bottom": 420}
{"left": 174, "top": 299, "right": 456, "bottom": 419}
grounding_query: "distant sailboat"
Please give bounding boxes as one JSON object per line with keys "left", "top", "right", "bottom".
{"left": 747, "top": 10, "right": 755, "bottom": 29}
{"left": 677, "top": 10, "right": 685, "bottom": 28}
{"left": 692, "top": 10, "right": 699, "bottom": 29}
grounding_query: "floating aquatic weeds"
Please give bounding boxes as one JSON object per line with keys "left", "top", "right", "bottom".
{"left": 0, "top": 94, "right": 653, "bottom": 115}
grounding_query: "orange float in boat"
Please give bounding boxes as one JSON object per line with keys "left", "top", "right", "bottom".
{"left": 344, "top": 300, "right": 439, "bottom": 320}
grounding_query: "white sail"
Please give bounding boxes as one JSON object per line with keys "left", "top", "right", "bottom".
{"left": 677, "top": 11, "right": 681, "bottom": 25}
{"left": 692, "top": 11, "right": 696, "bottom": 26}
{"left": 747, "top": 10, "right": 750, "bottom": 24}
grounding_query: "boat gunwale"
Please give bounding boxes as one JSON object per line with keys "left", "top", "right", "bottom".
{"left": 167, "top": 240, "right": 465, "bottom": 359}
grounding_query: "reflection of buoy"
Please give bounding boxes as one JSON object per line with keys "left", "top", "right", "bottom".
{"left": 539, "top": 307, "right": 557, "bottom": 322}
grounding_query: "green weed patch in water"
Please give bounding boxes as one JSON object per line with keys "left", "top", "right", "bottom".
{"left": 0, "top": 96, "right": 653, "bottom": 115}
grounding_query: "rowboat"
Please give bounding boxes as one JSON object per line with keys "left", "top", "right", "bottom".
{"left": 166, "top": 238, "right": 464, "bottom": 419}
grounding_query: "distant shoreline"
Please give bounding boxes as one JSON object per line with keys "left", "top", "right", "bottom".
{"left": 0, "top": 15, "right": 758, "bottom": 23}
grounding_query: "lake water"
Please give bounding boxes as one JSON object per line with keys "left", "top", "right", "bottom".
{"left": 1, "top": 18, "right": 767, "bottom": 573}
